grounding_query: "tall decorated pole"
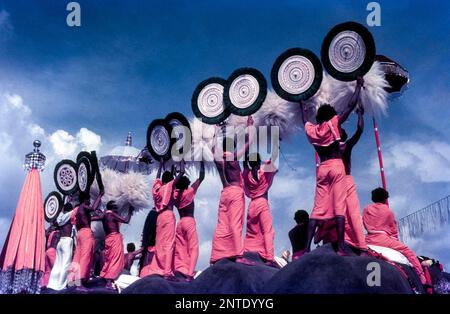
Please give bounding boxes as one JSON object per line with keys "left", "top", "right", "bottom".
{"left": 372, "top": 117, "right": 387, "bottom": 189}
{"left": 0, "top": 140, "right": 47, "bottom": 294}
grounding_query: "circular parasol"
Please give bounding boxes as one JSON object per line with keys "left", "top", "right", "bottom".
{"left": 192, "top": 77, "right": 230, "bottom": 125}
{"left": 224, "top": 67, "right": 267, "bottom": 116}
{"left": 100, "top": 132, "right": 154, "bottom": 173}
{"left": 53, "top": 159, "right": 78, "bottom": 195}
{"left": 321, "top": 21, "right": 376, "bottom": 81}
{"left": 271, "top": 48, "right": 323, "bottom": 101}
{"left": 44, "top": 191, "right": 63, "bottom": 223}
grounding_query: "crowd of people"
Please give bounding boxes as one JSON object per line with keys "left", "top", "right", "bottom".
{"left": 41, "top": 76, "right": 427, "bottom": 291}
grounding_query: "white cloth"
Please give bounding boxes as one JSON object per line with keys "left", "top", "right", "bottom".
{"left": 368, "top": 244, "right": 413, "bottom": 267}
{"left": 56, "top": 210, "right": 72, "bottom": 226}
{"left": 47, "top": 236, "right": 74, "bottom": 290}
{"left": 114, "top": 274, "right": 140, "bottom": 293}
{"left": 274, "top": 256, "right": 288, "bottom": 268}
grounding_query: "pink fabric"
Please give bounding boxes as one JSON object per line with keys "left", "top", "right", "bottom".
{"left": 69, "top": 227, "right": 94, "bottom": 281}
{"left": 152, "top": 179, "right": 175, "bottom": 211}
{"left": 305, "top": 115, "right": 341, "bottom": 147}
{"left": 100, "top": 232, "right": 125, "bottom": 280}
{"left": 310, "top": 159, "right": 347, "bottom": 220}
{"left": 173, "top": 187, "right": 196, "bottom": 209}
{"left": 363, "top": 203, "right": 426, "bottom": 284}
{"left": 344, "top": 175, "right": 368, "bottom": 250}
{"left": 210, "top": 185, "right": 245, "bottom": 263}
{"left": 42, "top": 248, "right": 56, "bottom": 287}
{"left": 145, "top": 210, "right": 176, "bottom": 277}
{"left": 244, "top": 197, "right": 274, "bottom": 261}
{"left": 243, "top": 161, "right": 276, "bottom": 199}
{"left": 139, "top": 246, "right": 155, "bottom": 278}
{"left": 0, "top": 169, "right": 46, "bottom": 273}
{"left": 174, "top": 217, "right": 199, "bottom": 277}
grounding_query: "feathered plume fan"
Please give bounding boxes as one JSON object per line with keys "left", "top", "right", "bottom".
{"left": 306, "top": 61, "right": 390, "bottom": 118}
{"left": 90, "top": 168, "right": 153, "bottom": 214}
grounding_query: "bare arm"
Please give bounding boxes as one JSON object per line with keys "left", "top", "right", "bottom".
{"left": 338, "top": 77, "right": 364, "bottom": 125}
{"left": 108, "top": 205, "right": 133, "bottom": 224}
{"left": 172, "top": 159, "right": 185, "bottom": 186}
{"left": 235, "top": 116, "right": 255, "bottom": 159}
{"left": 299, "top": 100, "right": 309, "bottom": 125}
{"left": 156, "top": 158, "right": 164, "bottom": 179}
{"left": 87, "top": 191, "right": 104, "bottom": 213}
{"left": 346, "top": 106, "right": 364, "bottom": 149}
{"left": 191, "top": 161, "right": 205, "bottom": 191}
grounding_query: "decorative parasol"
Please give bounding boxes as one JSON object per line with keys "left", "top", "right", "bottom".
{"left": 192, "top": 77, "right": 230, "bottom": 125}
{"left": 100, "top": 132, "right": 154, "bottom": 174}
{"left": 0, "top": 140, "right": 46, "bottom": 294}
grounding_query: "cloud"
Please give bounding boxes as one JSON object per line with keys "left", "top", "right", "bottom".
{"left": 369, "top": 140, "right": 450, "bottom": 183}
{"left": 49, "top": 127, "right": 102, "bottom": 158}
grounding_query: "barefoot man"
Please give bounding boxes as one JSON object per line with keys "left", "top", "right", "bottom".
{"left": 300, "top": 77, "right": 363, "bottom": 256}
{"left": 93, "top": 201, "right": 133, "bottom": 288}
{"left": 69, "top": 191, "right": 103, "bottom": 287}
{"left": 339, "top": 106, "right": 369, "bottom": 254}
{"left": 243, "top": 153, "right": 277, "bottom": 265}
{"left": 173, "top": 161, "right": 205, "bottom": 281}
{"left": 210, "top": 116, "right": 254, "bottom": 265}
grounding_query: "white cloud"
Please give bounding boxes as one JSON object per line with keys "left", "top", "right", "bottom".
{"left": 370, "top": 140, "right": 450, "bottom": 183}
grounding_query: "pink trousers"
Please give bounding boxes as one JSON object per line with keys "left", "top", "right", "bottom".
{"left": 100, "top": 232, "right": 125, "bottom": 280}
{"left": 146, "top": 210, "right": 176, "bottom": 277}
{"left": 244, "top": 197, "right": 274, "bottom": 261}
{"left": 42, "top": 248, "right": 56, "bottom": 287}
{"left": 344, "top": 175, "right": 368, "bottom": 250}
{"left": 174, "top": 217, "right": 199, "bottom": 277}
{"left": 311, "top": 159, "right": 346, "bottom": 220}
{"left": 210, "top": 185, "right": 245, "bottom": 263}
{"left": 69, "top": 228, "right": 94, "bottom": 282}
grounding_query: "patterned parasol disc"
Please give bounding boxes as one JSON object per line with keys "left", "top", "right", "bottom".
{"left": 77, "top": 156, "right": 93, "bottom": 194}
{"left": 44, "top": 191, "right": 63, "bottom": 223}
{"left": 224, "top": 67, "right": 267, "bottom": 116}
{"left": 321, "top": 21, "right": 375, "bottom": 81}
{"left": 192, "top": 77, "right": 230, "bottom": 125}
{"left": 54, "top": 159, "right": 78, "bottom": 195}
{"left": 271, "top": 48, "right": 323, "bottom": 101}
{"left": 146, "top": 119, "right": 175, "bottom": 161}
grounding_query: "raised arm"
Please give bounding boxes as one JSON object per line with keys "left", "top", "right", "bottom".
{"left": 156, "top": 158, "right": 164, "bottom": 179}
{"left": 172, "top": 159, "right": 185, "bottom": 186}
{"left": 299, "top": 100, "right": 309, "bottom": 125}
{"left": 87, "top": 190, "right": 104, "bottom": 213}
{"left": 338, "top": 77, "right": 364, "bottom": 125}
{"left": 109, "top": 205, "right": 133, "bottom": 224}
{"left": 191, "top": 161, "right": 205, "bottom": 191}
{"left": 346, "top": 106, "right": 365, "bottom": 149}
{"left": 235, "top": 116, "right": 255, "bottom": 160}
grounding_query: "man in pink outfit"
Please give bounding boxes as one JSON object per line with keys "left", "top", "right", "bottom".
{"left": 173, "top": 161, "right": 205, "bottom": 281}
{"left": 300, "top": 77, "right": 363, "bottom": 256}
{"left": 363, "top": 188, "right": 427, "bottom": 284}
{"left": 243, "top": 153, "right": 277, "bottom": 265}
{"left": 210, "top": 116, "right": 254, "bottom": 265}
{"left": 146, "top": 159, "right": 185, "bottom": 280}
{"left": 42, "top": 223, "right": 60, "bottom": 288}
{"left": 339, "top": 106, "right": 369, "bottom": 254}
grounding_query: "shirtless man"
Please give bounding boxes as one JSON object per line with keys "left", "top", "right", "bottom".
{"left": 300, "top": 77, "right": 363, "bottom": 256}
{"left": 47, "top": 203, "right": 76, "bottom": 290}
{"left": 210, "top": 116, "right": 254, "bottom": 265}
{"left": 69, "top": 191, "right": 103, "bottom": 288}
{"left": 339, "top": 106, "right": 369, "bottom": 254}
{"left": 93, "top": 201, "right": 133, "bottom": 289}
{"left": 173, "top": 161, "right": 205, "bottom": 281}
{"left": 124, "top": 243, "right": 143, "bottom": 274}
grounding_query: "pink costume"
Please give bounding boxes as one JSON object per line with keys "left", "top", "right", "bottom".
{"left": 210, "top": 185, "right": 246, "bottom": 264}
{"left": 139, "top": 246, "right": 156, "bottom": 278}
{"left": 343, "top": 175, "right": 368, "bottom": 250}
{"left": 69, "top": 227, "right": 94, "bottom": 282}
{"left": 242, "top": 161, "right": 276, "bottom": 261}
{"left": 100, "top": 231, "right": 125, "bottom": 280}
{"left": 173, "top": 187, "right": 199, "bottom": 277}
{"left": 305, "top": 116, "right": 346, "bottom": 221}
{"left": 363, "top": 203, "right": 426, "bottom": 284}
{"left": 145, "top": 179, "right": 176, "bottom": 277}
{"left": 42, "top": 231, "right": 58, "bottom": 287}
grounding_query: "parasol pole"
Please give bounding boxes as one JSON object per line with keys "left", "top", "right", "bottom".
{"left": 372, "top": 116, "right": 387, "bottom": 190}
{"left": 315, "top": 151, "right": 319, "bottom": 176}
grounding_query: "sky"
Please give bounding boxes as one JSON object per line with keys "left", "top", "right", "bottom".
{"left": 0, "top": 0, "right": 449, "bottom": 271}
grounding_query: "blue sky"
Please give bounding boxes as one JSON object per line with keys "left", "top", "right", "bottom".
{"left": 0, "top": 0, "right": 449, "bottom": 270}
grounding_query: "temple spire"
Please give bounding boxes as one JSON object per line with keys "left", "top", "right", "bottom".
{"left": 125, "top": 132, "right": 132, "bottom": 146}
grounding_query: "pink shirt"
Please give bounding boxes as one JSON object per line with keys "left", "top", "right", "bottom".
{"left": 305, "top": 115, "right": 341, "bottom": 147}
{"left": 363, "top": 203, "right": 399, "bottom": 239}
{"left": 243, "top": 161, "right": 277, "bottom": 199}
{"left": 152, "top": 179, "right": 175, "bottom": 211}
